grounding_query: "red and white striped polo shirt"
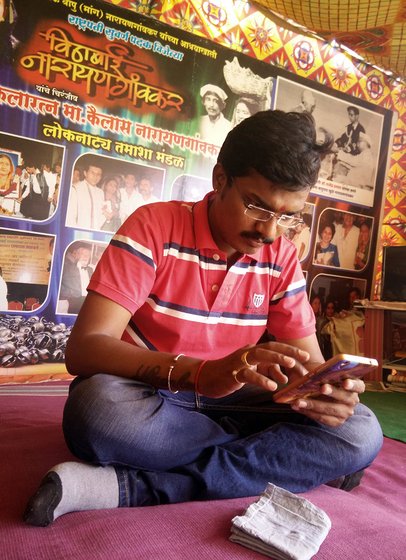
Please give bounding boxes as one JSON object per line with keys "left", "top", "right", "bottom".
{"left": 88, "top": 193, "right": 315, "bottom": 360}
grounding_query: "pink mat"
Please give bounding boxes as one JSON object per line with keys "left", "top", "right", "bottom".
{"left": 1, "top": 384, "right": 405, "bottom": 560}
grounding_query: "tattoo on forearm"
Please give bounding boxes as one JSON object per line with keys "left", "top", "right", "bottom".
{"left": 135, "top": 364, "right": 162, "bottom": 386}
{"left": 134, "top": 363, "right": 193, "bottom": 390}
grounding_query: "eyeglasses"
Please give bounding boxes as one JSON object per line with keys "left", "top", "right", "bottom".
{"left": 233, "top": 182, "right": 304, "bottom": 228}
{"left": 243, "top": 203, "right": 304, "bottom": 228}
{"left": 244, "top": 203, "right": 303, "bottom": 228}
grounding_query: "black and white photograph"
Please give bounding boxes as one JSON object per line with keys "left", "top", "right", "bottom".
{"left": 274, "top": 77, "right": 384, "bottom": 208}
{"left": 194, "top": 56, "right": 274, "bottom": 147}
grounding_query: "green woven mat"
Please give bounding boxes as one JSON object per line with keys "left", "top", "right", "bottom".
{"left": 360, "top": 389, "right": 406, "bottom": 443}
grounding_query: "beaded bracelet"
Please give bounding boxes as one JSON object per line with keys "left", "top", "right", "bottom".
{"left": 167, "top": 353, "right": 185, "bottom": 394}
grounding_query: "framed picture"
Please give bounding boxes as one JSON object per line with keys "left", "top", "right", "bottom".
{"left": 274, "top": 77, "right": 385, "bottom": 208}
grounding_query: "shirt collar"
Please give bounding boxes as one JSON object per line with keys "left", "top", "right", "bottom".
{"left": 192, "top": 192, "right": 218, "bottom": 251}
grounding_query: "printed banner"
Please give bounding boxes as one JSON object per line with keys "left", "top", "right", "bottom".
{"left": 0, "top": 0, "right": 394, "bottom": 369}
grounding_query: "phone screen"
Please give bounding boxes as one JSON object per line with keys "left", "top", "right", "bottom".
{"left": 273, "top": 355, "right": 378, "bottom": 403}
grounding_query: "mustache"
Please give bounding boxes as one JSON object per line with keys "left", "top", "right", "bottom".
{"left": 241, "top": 232, "right": 273, "bottom": 244}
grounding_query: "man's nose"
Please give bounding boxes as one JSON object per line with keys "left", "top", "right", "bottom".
{"left": 255, "top": 217, "right": 278, "bottom": 241}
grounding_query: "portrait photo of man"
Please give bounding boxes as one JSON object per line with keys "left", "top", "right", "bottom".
{"left": 199, "top": 84, "right": 232, "bottom": 146}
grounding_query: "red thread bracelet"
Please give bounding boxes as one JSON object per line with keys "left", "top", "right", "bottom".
{"left": 194, "top": 359, "right": 208, "bottom": 396}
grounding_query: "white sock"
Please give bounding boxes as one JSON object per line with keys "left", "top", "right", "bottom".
{"left": 52, "top": 461, "right": 119, "bottom": 520}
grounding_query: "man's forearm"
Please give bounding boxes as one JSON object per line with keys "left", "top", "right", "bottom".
{"left": 65, "top": 333, "right": 201, "bottom": 391}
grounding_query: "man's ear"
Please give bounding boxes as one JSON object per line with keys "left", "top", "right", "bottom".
{"left": 212, "top": 163, "right": 228, "bottom": 193}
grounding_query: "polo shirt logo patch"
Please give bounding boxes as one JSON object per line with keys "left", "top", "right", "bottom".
{"left": 252, "top": 293, "right": 265, "bottom": 308}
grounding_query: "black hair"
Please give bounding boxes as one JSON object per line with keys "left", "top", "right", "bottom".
{"left": 101, "top": 174, "right": 121, "bottom": 189}
{"left": 302, "top": 213, "right": 312, "bottom": 228}
{"left": 231, "top": 97, "right": 260, "bottom": 125}
{"left": 318, "top": 221, "right": 336, "bottom": 237}
{"left": 217, "top": 110, "right": 333, "bottom": 191}
{"left": 347, "top": 106, "right": 359, "bottom": 116}
{"left": 69, "top": 241, "right": 91, "bottom": 253}
{"left": 78, "top": 155, "right": 103, "bottom": 173}
{"left": 348, "top": 286, "right": 361, "bottom": 297}
{"left": 83, "top": 160, "right": 103, "bottom": 173}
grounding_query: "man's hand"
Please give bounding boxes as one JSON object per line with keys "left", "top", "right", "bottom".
{"left": 290, "top": 378, "right": 365, "bottom": 427}
{"left": 196, "top": 341, "right": 311, "bottom": 399}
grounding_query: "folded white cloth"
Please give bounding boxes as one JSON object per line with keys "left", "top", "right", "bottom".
{"left": 230, "top": 483, "right": 332, "bottom": 560}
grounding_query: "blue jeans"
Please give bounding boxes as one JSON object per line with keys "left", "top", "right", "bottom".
{"left": 62, "top": 374, "right": 383, "bottom": 507}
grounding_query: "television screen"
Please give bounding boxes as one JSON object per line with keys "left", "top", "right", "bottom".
{"left": 381, "top": 246, "right": 406, "bottom": 302}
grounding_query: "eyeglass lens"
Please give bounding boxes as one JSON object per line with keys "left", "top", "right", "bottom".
{"left": 245, "top": 205, "right": 303, "bottom": 227}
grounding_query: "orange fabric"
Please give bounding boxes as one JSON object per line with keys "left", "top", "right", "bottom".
{"left": 253, "top": 0, "right": 406, "bottom": 79}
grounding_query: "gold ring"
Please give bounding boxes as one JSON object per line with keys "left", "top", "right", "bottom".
{"left": 232, "top": 369, "right": 244, "bottom": 384}
{"left": 241, "top": 350, "right": 254, "bottom": 368}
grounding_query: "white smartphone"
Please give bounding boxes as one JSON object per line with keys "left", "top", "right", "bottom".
{"left": 272, "top": 354, "right": 378, "bottom": 404}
